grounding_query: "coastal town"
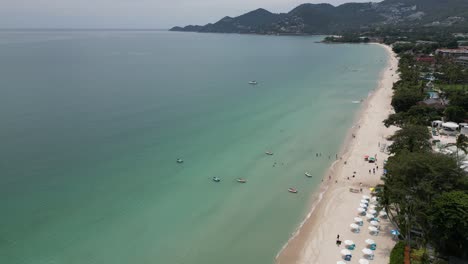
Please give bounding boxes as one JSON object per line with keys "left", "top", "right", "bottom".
{"left": 281, "top": 34, "right": 468, "bottom": 264}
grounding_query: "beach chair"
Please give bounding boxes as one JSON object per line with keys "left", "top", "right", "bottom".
{"left": 344, "top": 255, "right": 352, "bottom": 261}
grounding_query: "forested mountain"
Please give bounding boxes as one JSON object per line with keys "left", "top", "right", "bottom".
{"left": 170, "top": 0, "right": 468, "bottom": 34}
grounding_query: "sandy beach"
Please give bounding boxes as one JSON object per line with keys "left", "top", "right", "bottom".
{"left": 276, "top": 44, "right": 400, "bottom": 264}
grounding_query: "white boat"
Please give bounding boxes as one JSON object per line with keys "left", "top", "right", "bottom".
{"left": 248, "top": 81, "right": 258, "bottom": 85}
{"left": 265, "top": 151, "right": 274, "bottom": 155}
{"left": 212, "top": 177, "right": 221, "bottom": 182}
{"left": 305, "top": 172, "right": 312, "bottom": 177}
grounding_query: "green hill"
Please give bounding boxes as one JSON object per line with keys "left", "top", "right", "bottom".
{"left": 170, "top": 0, "right": 468, "bottom": 34}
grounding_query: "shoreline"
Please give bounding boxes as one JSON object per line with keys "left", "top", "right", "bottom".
{"left": 276, "top": 44, "right": 400, "bottom": 264}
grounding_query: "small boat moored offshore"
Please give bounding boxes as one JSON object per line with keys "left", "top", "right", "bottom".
{"left": 212, "top": 177, "right": 221, "bottom": 182}
{"left": 236, "top": 178, "right": 247, "bottom": 183}
{"left": 248, "top": 80, "right": 258, "bottom": 85}
{"left": 288, "top": 188, "right": 298, "bottom": 193}
{"left": 176, "top": 158, "right": 184, "bottom": 163}
{"left": 265, "top": 151, "right": 274, "bottom": 155}
{"left": 305, "top": 172, "right": 312, "bottom": 177}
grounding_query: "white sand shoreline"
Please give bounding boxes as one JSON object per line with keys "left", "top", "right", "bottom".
{"left": 276, "top": 43, "right": 400, "bottom": 264}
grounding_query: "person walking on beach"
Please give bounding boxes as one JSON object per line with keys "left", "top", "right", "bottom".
{"left": 373, "top": 168, "right": 375, "bottom": 174}
{"left": 369, "top": 169, "right": 371, "bottom": 174}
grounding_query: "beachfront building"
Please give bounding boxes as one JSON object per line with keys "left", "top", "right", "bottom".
{"left": 441, "top": 122, "right": 459, "bottom": 136}
{"left": 455, "top": 56, "right": 468, "bottom": 68}
{"left": 435, "top": 47, "right": 468, "bottom": 58}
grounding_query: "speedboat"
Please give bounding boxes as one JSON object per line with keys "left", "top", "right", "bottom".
{"left": 212, "top": 177, "right": 221, "bottom": 182}
{"left": 176, "top": 158, "right": 184, "bottom": 163}
{"left": 248, "top": 81, "right": 258, "bottom": 85}
{"left": 305, "top": 172, "right": 312, "bottom": 177}
{"left": 288, "top": 188, "right": 298, "bottom": 193}
{"left": 236, "top": 178, "right": 247, "bottom": 183}
{"left": 265, "top": 151, "right": 274, "bottom": 155}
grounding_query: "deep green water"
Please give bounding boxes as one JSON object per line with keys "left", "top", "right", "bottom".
{"left": 0, "top": 31, "right": 387, "bottom": 264}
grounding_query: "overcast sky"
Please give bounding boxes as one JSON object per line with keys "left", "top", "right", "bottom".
{"left": 0, "top": 0, "right": 379, "bottom": 29}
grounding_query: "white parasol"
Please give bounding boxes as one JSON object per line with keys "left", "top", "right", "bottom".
{"left": 359, "top": 259, "right": 370, "bottom": 264}
{"left": 350, "top": 223, "right": 360, "bottom": 229}
{"left": 365, "top": 239, "right": 375, "bottom": 245}
{"left": 368, "top": 226, "right": 378, "bottom": 232}
{"left": 362, "top": 248, "right": 374, "bottom": 255}
{"left": 365, "top": 213, "right": 374, "bottom": 219}
{"left": 354, "top": 217, "right": 363, "bottom": 223}
{"left": 370, "top": 221, "right": 379, "bottom": 226}
{"left": 357, "top": 208, "right": 366, "bottom": 213}
{"left": 360, "top": 203, "right": 368, "bottom": 208}
{"left": 337, "top": 261, "right": 346, "bottom": 264}
{"left": 362, "top": 195, "right": 370, "bottom": 200}
{"left": 344, "top": 240, "right": 354, "bottom": 246}
{"left": 368, "top": 209, "right": 377, "bottom": 215}
{"left": 379, "top": 211, "right": 387, "bottom": 217}
{"left": 360, "top": 199, "right": 369, "bottom": 204}
{"left": 341, "top": 249, "right": 352, "bottom": 255}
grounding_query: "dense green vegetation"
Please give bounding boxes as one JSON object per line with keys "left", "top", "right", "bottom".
{"left": 381, "top": 38, "right": 468, "bottom": 261}
{"left": 389, "top": 241, "right": 406, "bottom": 264}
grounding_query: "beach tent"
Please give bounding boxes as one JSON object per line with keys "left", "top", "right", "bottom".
{"left": 344, "top": 240, "right": 355, "bottom": 250}
{"left": 362, "top": 248, "right": 374, "bottom": 259}
{"left": 368, "top": 157, "right": 376, "bottom": 163}
{"left": 359, "top": 259, "right": 370, "bottom": 264}
{"left": 350, "top": 223, "right": 360, "bottom": 233}
{"left": 354, "top": 217, "right": 363, "bottom": 226}
{"left": 368, "top": 226, "right": 379, "bottom": 235}
{"left": 341, "top": 249, "right": 352, "bottom": 256}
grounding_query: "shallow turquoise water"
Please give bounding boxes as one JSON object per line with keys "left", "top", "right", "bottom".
{"left": 0, "top": 31, "right": 387, "bottom": 264}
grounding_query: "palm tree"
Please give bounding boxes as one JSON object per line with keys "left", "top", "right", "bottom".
{"left": 452, "top": 134, "right": 468, "bottom": 166}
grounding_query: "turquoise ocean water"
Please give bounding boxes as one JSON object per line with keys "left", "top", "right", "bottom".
{"left": 0, "top": 31, "right": 387, "bottom": 264}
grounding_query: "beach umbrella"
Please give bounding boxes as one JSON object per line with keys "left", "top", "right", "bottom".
{"left": 360, "top": 203, "right": 368, "bottom": 208}
{"left": 365, "top": 213, "right": 374, "bottom": 219}
{"left": 344, "top": 240, "right": 354, "bottom": 246}
{"left": 391, "top": 230, "right": 400, "bottom": 236}
{"left": 362, "top": 195, "right": 370, "bottom": 199}
{"left": 360, "top": 200, "right": 369, "bottom": 205}
{"left": 370, "top": 221, "right": 379, "bottom": 226}
{"left": 379, "top": 211, "right": 387, "bottom": 217}
{"left": 350, "top": 223, "right": 360, "bottom": 230}
{"left": 368, "top": 226, "right": 378, "bottom": 233}
{"left": 368, "top": 209, "right": 377, "bottom": 215}
{"left": 368, "top": 204, "right": 376, "bottom": 209}
{"left": 337, "top": 261, "right": 346, "bottom": 264}
{"left": 365, "top": 239, "right": 375, "bottom": 245}
{"left": 362, "top": 248, "right": 374, "bottom": 255}
{"left": 357, "top": 208, "right": 366, "bottom": 213}
{"left": 341, "top": 249, "right": 352, "bottom": 256}
{"left": 359, "top": 259, "right": 369, "bottom": 264}
{"left": 354, "top": 217, "right": 363, "bottom": 223}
